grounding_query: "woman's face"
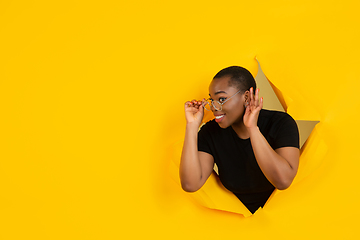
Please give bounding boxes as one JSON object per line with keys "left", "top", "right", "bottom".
{"left": 208, "top": 76, "right": 248, "bottom": 128}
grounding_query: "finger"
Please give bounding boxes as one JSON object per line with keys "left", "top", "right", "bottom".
{"left": 259, "top": 97, "right": 264, "bottom": 109}
{"left": 244, "top": 102, "right": 251, "bottom": 115}
{"left": 186, "top": 101, "right": 196, "bottom": 108}
{"left": 198, "top": 104, "right": 203, "bottom": 111}
{"left": 192, "top": 99, "right": 201, "bottom": 107}
{"left": 185, "top": 102, "right": 195, "bottom": 110}
{"left": 254, "top": 88, "right": 259, "bottom": 107}
{"left": 250, "top": 87, "right": 255, "bottom": 107}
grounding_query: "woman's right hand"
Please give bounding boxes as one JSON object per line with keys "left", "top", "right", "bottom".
{"left": 181, "top": 99, "right": 215, "bottom": 193}
{"left": 184, "top": 99, "right": 205, "bottom": 126}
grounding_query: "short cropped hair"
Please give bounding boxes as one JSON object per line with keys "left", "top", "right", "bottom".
{"left": 213, "top": 66, "right": 256, "bottom": 93}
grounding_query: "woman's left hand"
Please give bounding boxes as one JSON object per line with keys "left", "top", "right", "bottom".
{"left": 243, "top": 87, "right": 263, "bottom": 129}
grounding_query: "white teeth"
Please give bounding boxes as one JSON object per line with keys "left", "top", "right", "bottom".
{"left": 215, "top": 115, "right": 224, "bottom": 119}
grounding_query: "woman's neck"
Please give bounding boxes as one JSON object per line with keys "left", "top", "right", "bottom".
{"left": 231, "top": 121, "right": 250, "bottom": 139}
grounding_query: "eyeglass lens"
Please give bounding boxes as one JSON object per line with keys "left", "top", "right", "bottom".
{"left": 203, "top": 100, "right": 221, "bottom": 111}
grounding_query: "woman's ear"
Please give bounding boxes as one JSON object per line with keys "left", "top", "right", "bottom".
{"left": 243, "top": 90, "right": 250, "bottom": 107}
{"left": 244, "top": 90, "right": 250, "bottom": 102}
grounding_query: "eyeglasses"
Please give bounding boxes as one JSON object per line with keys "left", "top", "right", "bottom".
{"left": 203, "top": 90, "right": 242, "bottom": 111}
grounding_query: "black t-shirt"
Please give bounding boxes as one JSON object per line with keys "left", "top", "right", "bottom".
{"left": 198, "top": 109, "right": 299, "bottom": 213}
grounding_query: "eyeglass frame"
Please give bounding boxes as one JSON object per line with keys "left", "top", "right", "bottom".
{"left": 203, "top": 89, "right": 242, "bottom": 111}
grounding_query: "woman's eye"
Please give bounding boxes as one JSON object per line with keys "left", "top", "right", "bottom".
{"left": 219, "top": 97, "right": 226, "bottom": 102}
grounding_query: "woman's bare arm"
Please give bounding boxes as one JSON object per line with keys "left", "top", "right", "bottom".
{"left": 248, "top": 127, "right": 299, "bottom": 190}
{"left": 244, "top": 88, "right": 299, "bottom": 190}
{"left": 179, "top": 101, "right": 214, "bottom": 192}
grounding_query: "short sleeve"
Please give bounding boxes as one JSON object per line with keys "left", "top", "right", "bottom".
{"left": 271, "top": 113, "right": 300, "bottom": 149}
{"left": 197, "top": 123, "right": 214, "bottom": 156}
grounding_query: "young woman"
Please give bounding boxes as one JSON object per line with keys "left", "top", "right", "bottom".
{"left": 180, "top": 66, "right": 300, "bottom": 213}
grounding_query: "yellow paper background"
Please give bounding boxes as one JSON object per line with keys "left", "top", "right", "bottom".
{"left": 1, "top": 0, "right": 359, "bottom": 239}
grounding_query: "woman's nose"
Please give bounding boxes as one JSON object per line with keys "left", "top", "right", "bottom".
{"left": 211, "top": 104, "right": 218, "bottom": 112}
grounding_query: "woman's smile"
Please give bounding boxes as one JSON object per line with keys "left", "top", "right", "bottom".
{"left": 214, "top": 114, "right": 226, "bottom": 123}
